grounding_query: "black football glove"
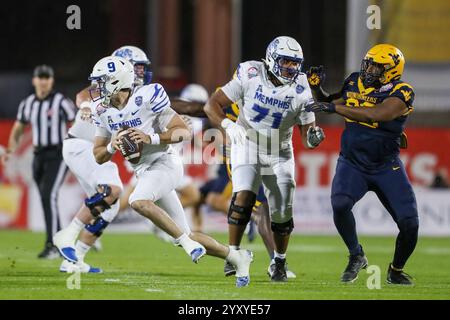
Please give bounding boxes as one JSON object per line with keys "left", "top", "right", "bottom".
{"left": 306, "top": 65, "right": 326, "bottom": 88}
{"left": 306, "top": 126, "right": 325, "bottom": 148}
{"left": 305, "top": 101, "right": 336, "bottom": 113}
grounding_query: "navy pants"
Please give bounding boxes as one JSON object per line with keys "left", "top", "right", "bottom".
{"left": 331, "top": 156, "right": 418, "bottom": 268}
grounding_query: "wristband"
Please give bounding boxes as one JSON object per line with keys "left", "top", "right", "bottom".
{"left": 150, "top": 133, "right": 160, "bottom": 145}
{"left": 328, "top": 103, "right": 336, "bottom": 113}
{"left": 106, "top": 142, "right": 116, "bottom": 154}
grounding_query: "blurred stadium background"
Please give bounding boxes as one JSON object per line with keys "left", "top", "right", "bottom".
{"left": 0, "top": 0, "right": 449, "bottom": 237}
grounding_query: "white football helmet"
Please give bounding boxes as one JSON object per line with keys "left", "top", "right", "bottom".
{"left": 88, "top": 56, "right": 134, "bottom": 106}
{"left": 263, "top": 36, "right": 303, "bottom": 85}
{"left": 112, "top": 45, "right": 152, "bottom": 86}
{"left": 180, "top": 84, "right": 209, "bottom": 103}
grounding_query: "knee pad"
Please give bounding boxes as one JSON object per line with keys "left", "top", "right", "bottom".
{"left": 85, "top": 184, "right": 117, "bottom": 217}
{"left": 85, "top": 216, "right": 109, "bottom": 237}
{"left": 331, "top": 194, "right": 354, "bottom": 215}
{"left": 271, "top": 218, "right": 294, "bottom": 236}
{"left": 227, "top": 193, "right": 255, "bottom": 226}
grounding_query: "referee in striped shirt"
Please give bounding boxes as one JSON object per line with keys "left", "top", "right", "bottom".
{"left": 1, "top": 65, "right": 76, "bottom": 259}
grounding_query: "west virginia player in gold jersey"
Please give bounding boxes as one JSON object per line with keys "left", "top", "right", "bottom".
{"left": 306, "top": 44, "right": 418, "bottom": 285}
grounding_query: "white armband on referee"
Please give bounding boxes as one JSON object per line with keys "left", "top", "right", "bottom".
{"left": 149, "top": 133, "right": 160, "bottom": 145}
{"left": 106, "top": 142, "right": 116, "bottom": 154}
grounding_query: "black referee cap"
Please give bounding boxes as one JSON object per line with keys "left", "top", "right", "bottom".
{"left": 33, "top": 65, "right": 54, "bottom": 78}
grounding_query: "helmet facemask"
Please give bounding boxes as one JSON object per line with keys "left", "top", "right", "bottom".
{"left": 269, "top": 55, "right": 303, "bottom": 85}
{"left": 88, "top": 75, "right": 120, "bottom": 107}
{"left": 133, "top": 62, "right": 152, "bottom": 86}
{"left": 360, "top": 58, "right": 386, "bottom": 88}
{"left": 89, "top": 75, "right": 109, "bottom": 106}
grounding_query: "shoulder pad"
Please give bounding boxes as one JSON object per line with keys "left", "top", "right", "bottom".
{"left": 389, "top": 81, "right": 415, "bottom": 105}
{"left": 235, "top": 60, "right": 264, "bottom": 81}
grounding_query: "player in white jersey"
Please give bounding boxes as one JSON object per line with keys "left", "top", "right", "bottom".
{"left": 53, "top": 46, "right": 153, "bottom": 273}
{"left": 54, "top": 45, "right": 211, "bottom": 274}
{"left": 119, "top": 84, "right": 207, "bottom": 216}
{"left": 91, "top": 56, "right": 253, "bottom": 287}
{"left": 204, "top": 36, "right": 325, "bottom": 282}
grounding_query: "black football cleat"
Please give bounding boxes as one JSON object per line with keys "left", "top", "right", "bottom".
{"left": 341, "top": 253, "right": 368, "bottom": 283}
{"left": 38, "top": 244, "right": 61, "bottom": 260}
{"left": 387, "top": 264, "right": 414, "bottom": 286}
{"left": 271, "top": 257, "right": 288, "bottom": 282}
{"left": 267, "top": 259, "right": 297, "bottom": 279}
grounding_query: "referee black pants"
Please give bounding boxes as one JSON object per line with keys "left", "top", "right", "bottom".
{"left": 32, "top": 146, "right": 68, "bottom": 246}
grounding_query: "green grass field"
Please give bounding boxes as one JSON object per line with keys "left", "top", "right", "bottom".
{"left": 1, "top": 230, "right": 449, "bottom": 300}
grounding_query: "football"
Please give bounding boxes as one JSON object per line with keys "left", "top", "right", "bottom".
{"left": 117, "top": 126, "right": 143, "bottom": 164}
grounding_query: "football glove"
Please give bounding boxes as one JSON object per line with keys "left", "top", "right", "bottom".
{"left": 305, "top": 101, "right": 336, "bottom": 113}
{"left": 306, "top": 126, "right": 325, "bottom": 148}
{"left": 221, "top": 118, "right": 246, "bottom": 145}
{"left": 306, "top": 65, "right": 326, "bottom": 88}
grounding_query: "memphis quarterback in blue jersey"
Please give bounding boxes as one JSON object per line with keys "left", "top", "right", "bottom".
{"left": 305, "top": 44, "right": 418, "bottom": 285}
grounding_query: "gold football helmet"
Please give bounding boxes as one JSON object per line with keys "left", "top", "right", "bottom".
{"left": 360, "top": 44, "right": 405, "bottom": 88}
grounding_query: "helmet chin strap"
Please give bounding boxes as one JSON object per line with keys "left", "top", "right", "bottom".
{"left": 267, "top": 69, "right": 283, "bottom": 87}
{"left": 134, "top": 77, "right": 144, "bottom": 86}
{"left": 361, "top": 72, "right": 382, "bottom": 89}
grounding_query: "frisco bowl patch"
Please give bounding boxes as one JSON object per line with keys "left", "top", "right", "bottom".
{"left": 247, "top": 67, "right": 258, "bottom": 79}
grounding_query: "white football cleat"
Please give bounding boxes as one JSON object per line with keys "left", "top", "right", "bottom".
{"left": 190, "top": 246, "right": 207, "bottom": 263}
{"left": 59, "top": 260, "right": 103, "bottom": 274}
{"left": 175, "top": 235, "right": 207, "bottom": 263}
{"left": 230, "top": 249, "right": 254, "bottom": 288}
